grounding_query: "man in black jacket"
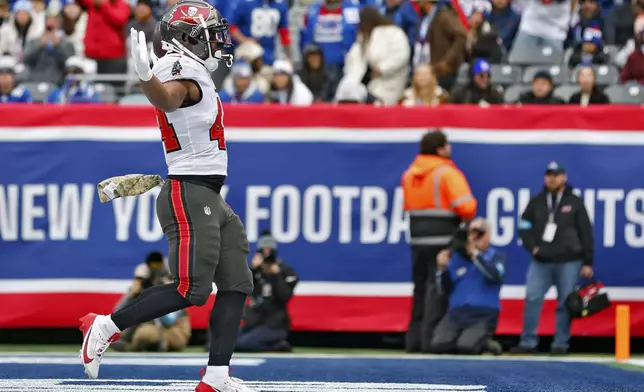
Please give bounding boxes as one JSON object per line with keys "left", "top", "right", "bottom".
{"left": 236, "top": 231, "right": 298, "bottom": 352}
{"left": 517, "top": 71, "right": 566, "bottom": 104}
{"left": 511, "top": 162, "right": 594, "bottom": 355}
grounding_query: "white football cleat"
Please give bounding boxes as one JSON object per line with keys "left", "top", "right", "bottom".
{"left": 79, "top": 313, "right": 120, "bottom": 379}
{"left": 196, "top": 376, "right": 258, "bottom": 392}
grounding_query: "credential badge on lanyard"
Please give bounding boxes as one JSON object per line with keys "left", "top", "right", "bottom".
{"left": 542, "top": 192, "right": 563, "bottom": 243}
{"left": 413, "top": 6, "right": 438, "bottom": 68}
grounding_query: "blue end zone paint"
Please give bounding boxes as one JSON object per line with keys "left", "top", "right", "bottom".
{"left": 0, "top": 355, "right": 643, "bottom": 392}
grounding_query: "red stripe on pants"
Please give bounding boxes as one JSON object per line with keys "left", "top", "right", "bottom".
{"left": 170, "top": 180, "right": 191, "bottom": 298}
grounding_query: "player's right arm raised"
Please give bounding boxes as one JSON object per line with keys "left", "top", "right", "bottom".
{"left": 130, "top": 29, "right": 188, "bottom": 113}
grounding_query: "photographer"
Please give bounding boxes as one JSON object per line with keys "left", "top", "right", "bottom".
{"left": 236, "top": 231, "right": 298, "bottom": 352}
{"left": 112, "top": 251, "right": 191, "bottom": 352}
{"left": 429, "top": 218, "right": 505, "bottom": 355}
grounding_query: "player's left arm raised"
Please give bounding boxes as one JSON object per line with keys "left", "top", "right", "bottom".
{"left": 130, "top": 29, "right": 193, "bottom": 113}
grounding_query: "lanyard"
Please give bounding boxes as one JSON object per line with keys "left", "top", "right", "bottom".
{"left": 547, "top": 192, "right": 563, "bottom": 223}
{"left": 417, "top": 6, "right": 438, "bottom": 44}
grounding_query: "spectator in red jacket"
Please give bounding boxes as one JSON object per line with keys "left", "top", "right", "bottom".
{"left": 77, "top": 0, "right": 130, "bottom": 77}
{"left": 620, "top": 28, "right": 644, "bottom": 85}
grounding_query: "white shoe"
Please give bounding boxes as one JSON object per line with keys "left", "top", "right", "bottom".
{"left": 79, "top": 313, "right": 120, "bottom": 379}
{"left": 196, "top": 376, "right": 258, "bottom": 392}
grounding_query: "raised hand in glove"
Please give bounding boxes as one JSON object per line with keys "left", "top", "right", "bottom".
{"left": 130, "top": 28, "right": 153, "bottom": 82}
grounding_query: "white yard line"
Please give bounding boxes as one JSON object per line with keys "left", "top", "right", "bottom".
{"left": 0, "top": 380, "right": 488, "bottom": 392}
{"left": 0, "top": 352, "right": 614, "bottom": 363}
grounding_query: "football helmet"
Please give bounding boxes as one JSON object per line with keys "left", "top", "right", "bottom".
{"left": 154, "top": 0, "right": 233, "bottom": 72}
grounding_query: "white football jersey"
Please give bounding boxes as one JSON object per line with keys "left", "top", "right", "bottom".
{"left": 152, "top": 53, "right": 228, "bottom": 176}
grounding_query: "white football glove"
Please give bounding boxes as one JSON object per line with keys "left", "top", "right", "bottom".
{"left": 130, "top": 28, "right": 153, "bottom": 82}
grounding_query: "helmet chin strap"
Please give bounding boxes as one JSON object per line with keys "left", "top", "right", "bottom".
{"left": 198, "top": 14, "right": 234, "bottom": 71}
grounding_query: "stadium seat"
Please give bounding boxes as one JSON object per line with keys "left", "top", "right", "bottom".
{"left": 22, "top": 82, "right": 55, "bottom": 103}
{"left": 604, "top": 84, "right": 644, "bottom": 104}
{"left": 554, "top": 84, "right": 580, "bottom": 102}
{"left": 522, "top": 65, "right": 570, "bottom": 85}
{"left": 119, "top": 94, "right": 151, "bottom": 106}
{"left": 457, "top": 63, "right": 470, "bottom": 85}
{"left": 94, "top": 83, "right": 117, "bottom": 103}
{"left": 591, "top": 65, "right": 620, "bottom": 86}
{"left": 508, "top": 46, "right": 563, "bottom": 66}
{"left": 604, "top": 45, "right": 619, "bottom": 64}
{"left": 490, "top": 64, "right": 522, "bottom": 86}
{"left": 503, "top": 84, "right": 531, "bottom": 103}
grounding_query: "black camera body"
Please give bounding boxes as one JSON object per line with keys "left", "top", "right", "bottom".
{"left": 449, "top": 221, "right": 486, "bottom": 259}
{"left": 262, "top": 249, "right": 278, "bottom": 264}
{"left": 449, "top": 223, "right": 469, "bottom": 253}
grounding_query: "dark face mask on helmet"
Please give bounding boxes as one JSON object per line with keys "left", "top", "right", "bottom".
{"left": 155, "top": 2, "right": 234, "bottom": 72}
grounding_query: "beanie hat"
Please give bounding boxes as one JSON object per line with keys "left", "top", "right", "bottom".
{"left": 472, "top": 58, "right": 491, "bottom": 76}
{"left": 582, "top": 27, "right": 603, "bottom": 48}
{"left": 533, "top": 70, "right": 553, "bottom": 84}
{"left": 257, "top": 230, "right": 277, "bottom": 251}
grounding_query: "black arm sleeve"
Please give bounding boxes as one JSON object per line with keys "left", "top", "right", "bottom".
{"left": 270, "top": 263, "right": 298, "bottom": 303}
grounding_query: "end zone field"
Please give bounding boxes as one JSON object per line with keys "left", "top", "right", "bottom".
{"left": 0, "top": 352, "right": 643, "bottom": 392}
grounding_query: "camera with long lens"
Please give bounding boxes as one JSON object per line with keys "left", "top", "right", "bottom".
{"left": 449, "top": 221, "right": 486, "bottom": 257}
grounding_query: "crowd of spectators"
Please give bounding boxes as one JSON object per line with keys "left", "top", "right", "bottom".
{"left": 1, "top": 0, "right": 643, "bottom": 104}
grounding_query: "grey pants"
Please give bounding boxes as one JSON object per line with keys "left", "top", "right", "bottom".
{"left": 429, "top": 315, "right": 492, "bottom": 355}
{"left": 156, "top": 179, "right": 253, "bottom": 306}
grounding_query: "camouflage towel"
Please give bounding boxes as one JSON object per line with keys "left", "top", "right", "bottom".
{"left": 97, "top": 174, "right": 164, "bottom": 203}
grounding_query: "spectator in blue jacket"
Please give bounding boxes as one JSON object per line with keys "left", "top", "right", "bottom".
{"left": 488, "top": 0, "right": 520, "bottom": 51}
{"left": 568, "top": 26, "right": 609, "bottom": 68}
{"left": 566, "top": 0, "right": 604, "bottom": 49}
{"left": 429, "top": 217, "right": 505, "bottom": 355}
{"left": 0, "top": 56, "right": 32, "bottom": 103}
{"left": 378, "top": 0, "right": 419, "bottom": 47}
{"left": 46, "top": 56, "right": 101, "bottom": 104}
{"left": 213, "top": 0, "right": 236, "bottom": 24}
{"left": 219, "top": 61, "right": 265, "bottom": 104}
{"left": 228, "top": 0, "right": 291, "bottom": 65}
{"left": 300, "top": 0, "right": 360, "bottom": 75}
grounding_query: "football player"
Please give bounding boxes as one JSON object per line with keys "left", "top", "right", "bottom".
{"left": 78, "top": 2, "right": 255, "bottom": 391}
